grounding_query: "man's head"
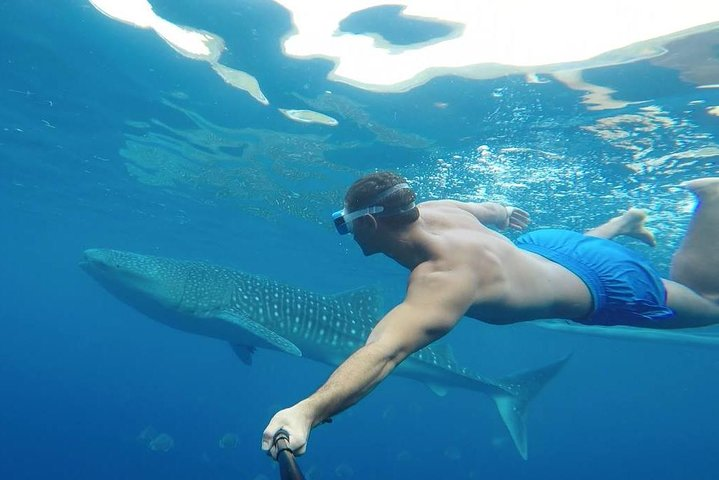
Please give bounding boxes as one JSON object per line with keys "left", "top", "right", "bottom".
{"left": 332, "top": 172, "right": 419, "bottom": 254}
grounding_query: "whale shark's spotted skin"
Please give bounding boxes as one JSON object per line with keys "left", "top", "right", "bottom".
{"left": 81, "top": 248, "right": 569, "bottom": 459}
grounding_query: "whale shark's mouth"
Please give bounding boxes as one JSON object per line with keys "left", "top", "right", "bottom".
{"left": 79, "top": 250, "right": 105, "bottom": 275}
{"left": 79, "top": 249, "right": 134, "bottom": 286}
{"left": 81, "top": 249, "right": 123, "bottom": 272}
{"left": 78, "top": 255, "right": 91, "bottom": 270}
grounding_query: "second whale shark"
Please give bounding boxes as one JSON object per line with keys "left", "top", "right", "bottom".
{"left": 80, "top": 248, "right": 570, "bottom": 459}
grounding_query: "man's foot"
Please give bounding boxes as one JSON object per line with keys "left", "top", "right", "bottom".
{"left": 609, "top": 208, "right": 656, "bottom": 247}
{"left": 680, "top": 177, "right": 719, "bottom": 200}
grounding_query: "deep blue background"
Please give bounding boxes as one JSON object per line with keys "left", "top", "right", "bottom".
{"left": 2, "top": 1, "right": 719, "bottom": 479}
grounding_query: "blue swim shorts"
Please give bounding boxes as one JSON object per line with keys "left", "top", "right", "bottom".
{"left": 515, "top": 229, "right": 674, "bottom": 326}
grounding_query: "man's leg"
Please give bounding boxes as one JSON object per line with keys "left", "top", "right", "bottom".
{"left": 670, "top": 178, "right": 719, "bottom": 302}
{"left": 585, "top": 208, "right": 656, "bottom": 246}
{"left": 583, "top": 198, "right": 719, "bottom": 329}
{"left": 657, "top": 280, "right": 719, "bottom": 329}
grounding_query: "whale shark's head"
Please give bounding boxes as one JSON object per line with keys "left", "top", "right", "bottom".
{"left": 80, "top": 249, "right": 189, "bottom": 314}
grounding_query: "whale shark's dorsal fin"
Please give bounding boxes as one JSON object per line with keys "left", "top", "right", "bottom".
{"left": 214, "top": 312, "right": 302, "bottom": 357}
{"left": 332, "top": 286, "right": 383, "bottom": 320}
{"left": 230, "top": 344, "right": 256, "bottom": 366}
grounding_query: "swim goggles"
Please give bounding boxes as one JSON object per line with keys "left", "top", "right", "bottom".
{"left": 332, "top": 182, "right": 415, "bottom": 235}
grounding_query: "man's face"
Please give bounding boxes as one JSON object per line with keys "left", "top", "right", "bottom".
{"left": 352, "top": 217, "right": 380, "bottom": 256}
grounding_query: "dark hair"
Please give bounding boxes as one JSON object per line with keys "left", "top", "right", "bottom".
{"left": 345, "top": 171, "right": 419, "bottom": 226}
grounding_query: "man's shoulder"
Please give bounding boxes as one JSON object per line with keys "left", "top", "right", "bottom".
{"left": 405, "top": 263, "right": 478, "bottom": 308}
{"left": 409, "top": 258, "right": 478, "bottom": 287}
{"left": 418, "top": 199, "right": 476, "bottom": 219}
{"left": 419, "top": 199, "right": 464, "bottom": 209}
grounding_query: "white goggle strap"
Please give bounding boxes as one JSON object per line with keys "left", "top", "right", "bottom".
{"left": 342, "top": 205, "right": 384, "bottom": 224}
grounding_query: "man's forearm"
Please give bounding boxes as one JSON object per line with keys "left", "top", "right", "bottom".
{"left": 477, "top": 202, "right": 509, "bottom": 228}
{"left": 298, "top": 342, "right": 401, "bottom": 426}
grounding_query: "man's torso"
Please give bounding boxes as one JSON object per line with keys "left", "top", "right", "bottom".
{"left": 411, "top": 201, "right": 594, "bottom": 324}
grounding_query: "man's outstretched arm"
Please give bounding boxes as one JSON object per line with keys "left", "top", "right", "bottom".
{"left": 449, "top": 200, "right": 530, "bottom": 231}
{"left": 261, "top": 271, "right": 474, "bottom": 458}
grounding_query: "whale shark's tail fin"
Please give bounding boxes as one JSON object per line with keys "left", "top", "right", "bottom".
{"left": 489, "top": 355, "right": 571, "bottom": 460}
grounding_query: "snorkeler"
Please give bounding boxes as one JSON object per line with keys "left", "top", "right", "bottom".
{"left": 262, "top": 172, "right": 719, "bottom": 458}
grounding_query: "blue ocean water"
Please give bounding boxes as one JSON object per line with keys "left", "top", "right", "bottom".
{"left": 2, "top": 1, "right": 719, "bottom": 479}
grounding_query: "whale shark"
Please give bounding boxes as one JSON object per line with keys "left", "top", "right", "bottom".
{"left": 80, "top": 248, "right": 569, "bottom": 459}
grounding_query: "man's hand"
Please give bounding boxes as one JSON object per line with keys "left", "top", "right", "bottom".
{"left": 504, "top": 206, "right": 530, "bottom": 231}
{"left": 262, "top": 403, "right": 314, "bottom": 459}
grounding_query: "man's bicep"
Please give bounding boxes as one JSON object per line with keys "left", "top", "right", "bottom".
{"left": 365, "top": 303, "right": 452, "bottom": 361}
{"left": 367, "top": 276, "right": 473, "bottom": 358}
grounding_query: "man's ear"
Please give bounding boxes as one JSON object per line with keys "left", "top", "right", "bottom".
{"left": 367, "top": 215, "right": 379, "bottom": 230}
{"left": 355, "top": 215, "right": 378, "bottom": 232}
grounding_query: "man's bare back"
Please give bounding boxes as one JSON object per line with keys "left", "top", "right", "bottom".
{"left": 410, "top": 200, "right": 594, "bottom": 324}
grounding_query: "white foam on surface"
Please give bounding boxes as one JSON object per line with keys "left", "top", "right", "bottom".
{"left": 273, "top": 0, "right": 719, "bottom": 92}
{"left": 89, "top": 0, "right": 268, "bottom": 104}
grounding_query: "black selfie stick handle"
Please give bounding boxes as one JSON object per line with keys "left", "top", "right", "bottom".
{"left": 273, "top": 429, "right": 306, "bottom": 480}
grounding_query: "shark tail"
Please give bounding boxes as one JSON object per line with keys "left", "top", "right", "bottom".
{"left": 488, "top": 354, "right": 571, "bottom": 460}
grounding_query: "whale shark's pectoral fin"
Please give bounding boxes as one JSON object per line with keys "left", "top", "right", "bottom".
{"left": 425, "top": 382, "right": 449, "bottom": 397}
{"left": 214, "top": 312, "right": 302, "bottom": 357}
{"left": 230, "top": 344, "right": 256, "bottom": 365}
